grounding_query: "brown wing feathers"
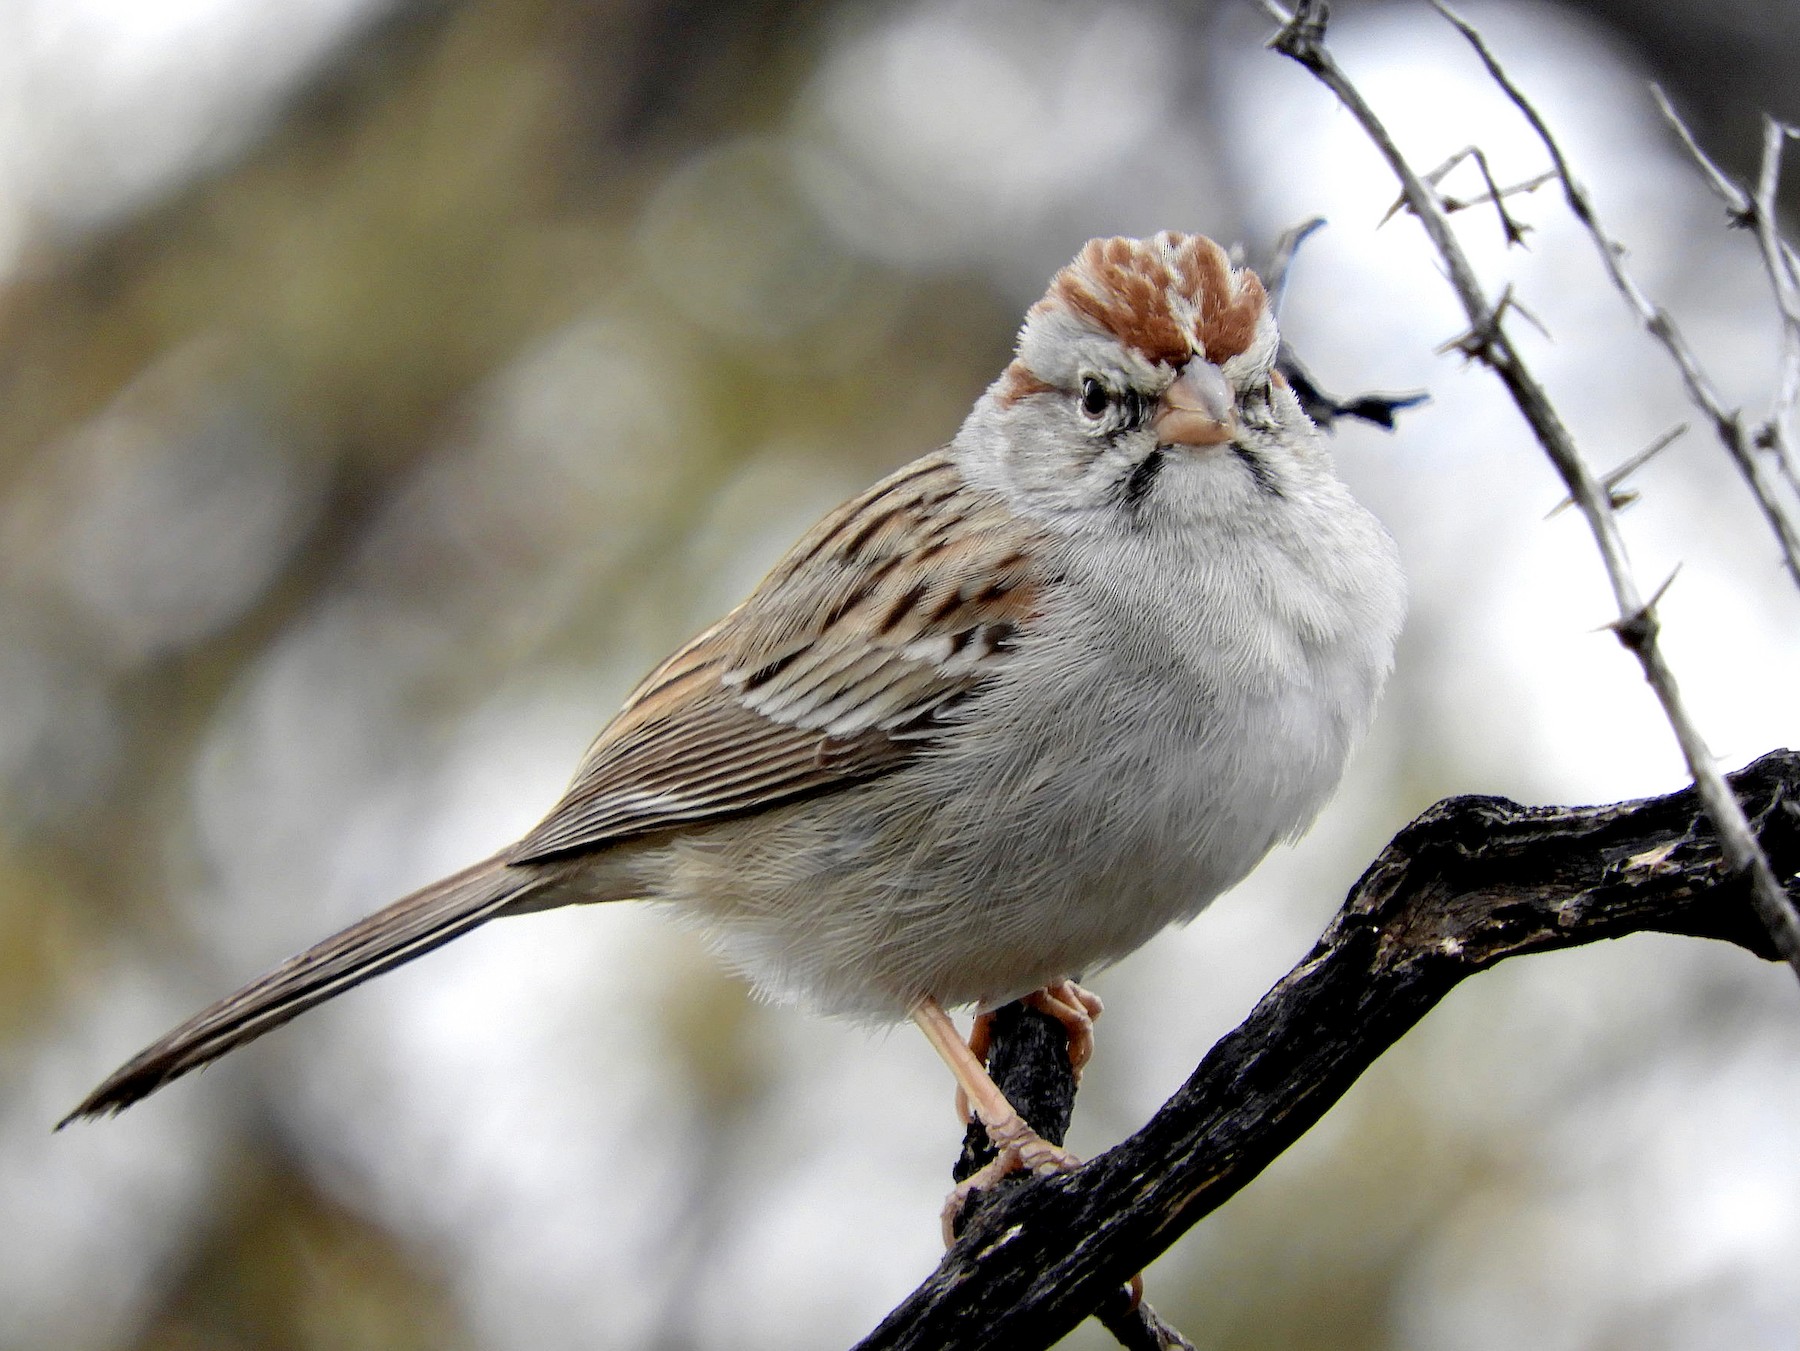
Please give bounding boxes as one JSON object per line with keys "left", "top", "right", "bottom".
{"left": 511, "top": 456, "right": 1046, "bottom": 860}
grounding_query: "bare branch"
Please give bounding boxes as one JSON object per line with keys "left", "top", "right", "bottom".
{"left": 1380, "top": 146, "right": 1547, "bottom": 245}
{"left": 946, "top": 1002, "right": 1195, "bottom": 1348}
{"left": 1097, "top": 1300, "right": 1199, "bottom": 1351}
{"left": 1751, "top": 117, "right": 1800, "bottom": 499}
{"left": 1429, "top": 0, "right": 1800, "bottom": 593}
{"left": 1262, "top": 217, "right": 1431, "bottom": 431}
{"left": 857, "top": 751, "right": 1800, "bottom": 1350}
{"left": 1261, "top": 0, "right": 1800, "bottom": 979}
{"left": 1652, "top": 92, "right": 1800, "bottom": 517}
{"left": 1650, "top": 85, "right": 1754, "bottom": 221}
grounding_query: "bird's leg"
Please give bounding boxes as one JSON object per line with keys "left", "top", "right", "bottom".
{"left": 915, "top": 993, "right": 1144, "bottom": 1307}
{"left": 910, "top": 995, "right": 1082, "bottom": 1243}
{"left": 953, "top": 1011, "right": 994, "bottom": 1125}
{"left": 912, "top": 996, "right": 1061, "bottom": 1159}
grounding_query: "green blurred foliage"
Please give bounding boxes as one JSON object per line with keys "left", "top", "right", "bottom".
{"left": 132, "top": 1155, "right": 470, "bottom": 1351}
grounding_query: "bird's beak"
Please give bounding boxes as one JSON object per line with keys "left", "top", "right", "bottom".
{"left": 1152, "top": 360, "right": 1237, "bottom": 449}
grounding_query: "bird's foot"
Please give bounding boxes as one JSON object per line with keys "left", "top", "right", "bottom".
{"left": 956, "top": 978, "right": 1104, "bottom": 1121}
{"left": 1023, "top": 978, "right": 1104, "bottom": 1081}
{"left": 940, "top": 1116, "right": 1082, "bottom": 1244}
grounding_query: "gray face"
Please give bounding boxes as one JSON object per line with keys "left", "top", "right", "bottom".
{"left": 952, "top": 264, "right": 1321, "bottom": 531}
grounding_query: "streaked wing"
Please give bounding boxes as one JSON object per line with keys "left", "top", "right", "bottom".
{"left": 509, "top": 455, "right": 1049, "bottom": 861}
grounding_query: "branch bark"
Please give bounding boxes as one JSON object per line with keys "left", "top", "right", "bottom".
{"left": 855, "top": 750, "right": 1800, "bottom": 1351}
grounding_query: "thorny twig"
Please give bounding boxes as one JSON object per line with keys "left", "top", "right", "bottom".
{"left": 1264, "top": 215, "right": 1328, "bottom": 314}
{"left": 1264, "top": 0, "right": 1800, "bottom": 981}
{"left": 1650, "top": 94, "right": 1800, "bottom": 510}
{"left": 1748, "top": 117, "right": 1800, "bottom": 501}
{"left": 1656, "top": 101, "right": 1800, "bottom": 467}
{"left": 1380, "top": 147, "right": 1551, "bottom": 245}
{"left": 1276, "top": 343, "right": 1431, "bottom": 430}
{"left": 1430, "top": 2, "right": 1800, "bottom": 590}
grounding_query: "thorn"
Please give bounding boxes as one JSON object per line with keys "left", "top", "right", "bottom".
{"left": 1437, "top": 285, "right": 1539, "bottom": 359}
{"left": 1603, "top": 565, "right": 1681, "bottom": 650}
{"left": 1381, "top": 146, "right": 1477, "bottom": 227}
{"left": 1508, "top": 292, "right": 1551, "bottom": 339}
{"left": 1644, "top": 562, "right": 1683, "bottom": 611}
{"left": 1461, "top": 145, "right": 1538, "bottom": 247}
{"left": 1379, "top": 147, "right": 1550, "bottom": 244}
{"left": 1545, "top": 423, "right": 1688, "bottom": 518}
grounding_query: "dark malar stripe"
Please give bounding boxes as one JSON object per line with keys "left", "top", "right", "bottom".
{"left": 1119, "top": 449, "right": 1164, "bottom": 513}
{"left": 1233, "top": 444, "right": 1281, "bottom": 496}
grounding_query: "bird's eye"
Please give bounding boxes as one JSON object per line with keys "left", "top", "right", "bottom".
{"left": 1079, "top": 377, "right": 1110, "bottom": 419}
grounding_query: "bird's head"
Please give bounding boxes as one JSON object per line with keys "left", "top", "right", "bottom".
{"left": 959, "top": 232, "right": 1315, "bottom": 523}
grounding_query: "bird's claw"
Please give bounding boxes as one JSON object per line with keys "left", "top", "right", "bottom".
{"left": 940, "top": 1131, "right": 1081, "bottom": 1244}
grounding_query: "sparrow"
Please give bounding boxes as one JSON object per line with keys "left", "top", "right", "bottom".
{"left": 63, "top": 232, "right": 1406, "bottom": 1199}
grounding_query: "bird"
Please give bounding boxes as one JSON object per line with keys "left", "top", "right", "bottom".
{"left": 62, "top": 232, "right": 1406, "bottom": 1199}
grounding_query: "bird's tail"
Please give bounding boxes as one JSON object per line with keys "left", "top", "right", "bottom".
{"left": 59, "top": 853, "right": 551, "bottom": 1126}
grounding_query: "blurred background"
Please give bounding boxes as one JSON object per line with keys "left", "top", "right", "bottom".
{"left": 4, "top": 0, "right": 1800, "bottom": 1347}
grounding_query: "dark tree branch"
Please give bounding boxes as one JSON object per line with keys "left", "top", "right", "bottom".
{"left": 855, "top": 750, "right": 1800, "bottom": 1351}
{"left": 946, "top": 1002, "right": 1196, "bottom": 1350}
{"left": 1275, "top": 342, "right": 1430, "bottom": 431}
